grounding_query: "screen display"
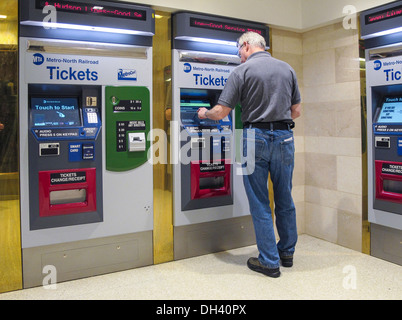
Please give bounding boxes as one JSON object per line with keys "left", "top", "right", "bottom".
{"left": 35, "top": 0, "right": 147, "bottom": 21}
{"left": 31, "top": 97, "right": 81, "bottom": 127}
{"left": 365, "top": 4, "right": 402, "bottom": 25}
{"left": 190, "top": 17, "right": 266, "bottom": 38}
{"left": 377, "top": 97, "right": 402, "bottom": 123}
{"left": 180, "top": 99, "right": 218, "bottom": 126}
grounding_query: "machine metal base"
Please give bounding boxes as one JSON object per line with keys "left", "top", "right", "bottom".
{"left": 174, "top": 216, "right": 255, "bottom": 260}
{"left": 22, "top": 231, "right": 153, "bottom": 288}
{"left": 371, "top": 224, "right": 402, "bottom": 266}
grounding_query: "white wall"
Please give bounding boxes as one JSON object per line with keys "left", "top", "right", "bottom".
{"left": 126, "top": 0, "right": 397, "bottom": 31}
{"left": 128, "top": 0, "right": 303, "bottom": 29}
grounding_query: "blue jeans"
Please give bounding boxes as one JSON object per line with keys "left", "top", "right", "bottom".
{"left": 242, "top": 128, "right": 297, "bottom": 268}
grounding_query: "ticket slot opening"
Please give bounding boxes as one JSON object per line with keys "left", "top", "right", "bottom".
{"left": 383, "top": 179, "right": 402, "bottom": 194}
{"left": 199, "top": 176, "right": 224, "bottom": 190}
{"left": 49, "top": 189, "right": 87, "bottom": 205}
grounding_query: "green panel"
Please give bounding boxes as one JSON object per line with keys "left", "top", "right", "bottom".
{"left": 105, "top": 86, "right": 151, "bottom": 172}
{"left": 235, "top": 104, "right": 243, "bottom": 164}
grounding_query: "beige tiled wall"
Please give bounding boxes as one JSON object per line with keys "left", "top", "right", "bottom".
{"left": 272, "top": 22, "right": 363, "bottom": 252}
{"left": 271, "top": 29, "right": 305, "bottom": 235}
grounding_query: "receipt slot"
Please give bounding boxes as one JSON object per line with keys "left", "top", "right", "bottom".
{"left": 19, "top": 0, "right": 155, "bottom": 287}
{"left": 361, "top": 2, "right": 402, "bottom": 265}
{"left": 171, "top": 12, "right": 269, "bottom": 259}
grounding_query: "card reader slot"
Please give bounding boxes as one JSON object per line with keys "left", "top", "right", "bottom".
{"left": 39, "top": 143, "right": 60, "bottom": 156}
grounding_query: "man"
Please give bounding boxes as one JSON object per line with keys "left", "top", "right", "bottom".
{"left": 198, "top": 31, "right": 301, "bottom": 278}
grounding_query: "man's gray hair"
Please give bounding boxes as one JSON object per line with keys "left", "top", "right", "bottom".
{"left": 237, "top": 31, "right": 266, "bottom": 49}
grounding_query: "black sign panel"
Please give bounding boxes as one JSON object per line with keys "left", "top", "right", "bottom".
{"left": 190, "top": 17, "right": 267, "bottom": 38}
{"left": 382, "top": 163, "right": 402, "bottom": 176}
{"left": 50, "top": 171, "right": 87, "bottom": 185}
{"left": 113, "top": 100, "right": 142, "bottom": 112}
{"left": 200, "top": 162, "right": 225, "bottom": 172}
{"left": 33, "top": 128, "right": 80, "bottom": 138}
{"left": 35, "top": 0, "right": 147, "bottom": 20}
{"left": 173, "top": 12, "right": 269, "bottom": 51}
{"left": 187, "top": 126, "right": 220, "bottom": 134}
{"left": 360, "top": 1, "right": 402, "bottom": 41}
{"left": 374, "top": 124, "right": 402, "bottom": 133}
{"left": 365, "top": 4, "right": 402, "bottom": 25}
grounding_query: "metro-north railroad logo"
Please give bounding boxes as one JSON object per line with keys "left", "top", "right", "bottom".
{"left": 374, "top": 60, "right": 382, "bottom": 71}
{"left": 184, "top": 63, "right": 192, "bottom": 73}
{"left": 33, "top": 53, "right": 45, "bottom": 66}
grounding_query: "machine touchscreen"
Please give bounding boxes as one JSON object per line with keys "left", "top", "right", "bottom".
{"left": 31, "top": 97, "right": 81, "bottom": 127}
{"left": 180, "top": 99, "right": 218, "bottom": 126}
{"left": 376, "top": 96, "right": 402, "bottom": 123}
{"left": 180, "top": 100, "right": 215, "bottom": 125}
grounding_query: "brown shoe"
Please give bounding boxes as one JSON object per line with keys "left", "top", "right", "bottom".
{"left": 247, "top": 258, "right": 280, "bottom": 278}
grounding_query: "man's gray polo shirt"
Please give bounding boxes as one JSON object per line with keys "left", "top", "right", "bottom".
{"left": 218, "top": 51, "right": 301, "bottom": 124}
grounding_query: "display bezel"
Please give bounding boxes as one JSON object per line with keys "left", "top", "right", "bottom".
{"left": 375, "top": 95, "right": 402, "bottom": 124}
{"left": 30, "top": 95, "right": 82, "bottom": 128}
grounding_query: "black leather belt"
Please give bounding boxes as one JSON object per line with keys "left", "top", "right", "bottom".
{"left": 243, "top": 121, "right": 295, "bottom": 130}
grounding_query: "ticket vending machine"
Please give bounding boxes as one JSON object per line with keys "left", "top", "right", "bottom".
{"left": 361, "top": 2, "right": 402, "bottom": 265}
{"left": 19, "top": 0, "right": 155, "bottom": 287}
{"left": 171, "top": 12, "right": 270, "bottom": 259}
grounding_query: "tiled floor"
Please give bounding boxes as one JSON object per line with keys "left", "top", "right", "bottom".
{"left": 0, "top": 235, "right": 401, "bottom": 300}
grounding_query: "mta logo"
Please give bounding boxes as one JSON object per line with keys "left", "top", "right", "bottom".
{"left": 184, "top": 63, "right": 192, "bottom": 73}
{"left": 374, "top": 60, "right": 382, "bottom": 71}
{"left": 33, "top": 53, "right": 44, "bottom": 66}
